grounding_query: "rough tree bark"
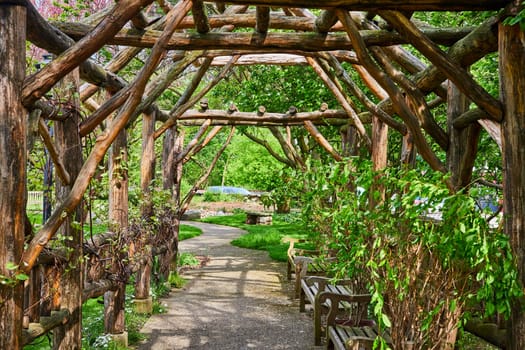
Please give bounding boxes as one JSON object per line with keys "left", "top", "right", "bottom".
{"left": 105, "top": 126, "right": 128, "bottom": 337}
{"left": 0, "top": 3, "right": 27, "bottom": 349}
{"left": 447, "top": 80, "right": 480, "bottom": 192}
{"left": 500, "top": 20, "right": 525, "bottom": 350}
{"left": 135, "top": 110, "right": 155, "bottom": 304}
{"left": 52, "top": 69, "right": 84, "bottom": 350}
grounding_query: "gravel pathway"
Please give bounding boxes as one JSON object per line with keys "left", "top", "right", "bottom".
{"left": 138, "top": 221, "right": 320, "bottom": 350}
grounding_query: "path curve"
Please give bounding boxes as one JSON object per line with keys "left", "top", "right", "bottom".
{"left": 138, "top": 221, "right": 318, "bottom": 350}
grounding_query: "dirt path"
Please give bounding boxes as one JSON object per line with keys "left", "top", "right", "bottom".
{"left": 138, "top": 221, "right": 319, "bottom": 350}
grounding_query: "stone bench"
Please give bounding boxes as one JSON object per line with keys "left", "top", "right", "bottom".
{"left": 245, "top": 211, "right": 272, "bottom": 225}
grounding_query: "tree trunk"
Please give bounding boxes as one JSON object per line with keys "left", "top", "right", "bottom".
{"left": 500, "top": 21, "right": 525, "bottom": 350}
{"left": 105, "top": 128, "right": 128, "bottom": 335}
{"left": 0, "top": 4, "right": 26, "bottom": 349}
{"left": 135, "top": 110, "right": 155, "bottom": 299}
{"left": 447, "top": 80, "right": 480, "bottom": 191}
{"left": 52, "top": 69, "right": 84, "bottom": 350}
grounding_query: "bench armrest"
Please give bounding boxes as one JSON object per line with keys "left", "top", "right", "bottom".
{"left": 319, "top": 292, "right": 372, "bottom": 327}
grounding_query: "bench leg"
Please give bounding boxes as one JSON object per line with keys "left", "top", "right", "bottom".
{"left": 313, "top": 304, "right": 322, "bottom": 346}
{"left": 299, "top": 288, "right": 306, "bottom": 312}
{"left": 287, "top": 261, "right": 292, "bottom": 281}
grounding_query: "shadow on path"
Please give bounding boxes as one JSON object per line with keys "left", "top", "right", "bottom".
{"left": 137, "top": 221, "right": 318, "bottom": 350}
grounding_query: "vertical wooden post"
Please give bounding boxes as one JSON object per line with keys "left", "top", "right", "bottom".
{"left": 134, "top": 110, "right": 156, "bottom": 313}
{"left": 370, "top": 117, "right": 388, "bottom": 206}
{"left": 447, "top": 80, "right": 480, "bottom": 191}
{"left": 105, "top": 127, "right": 129, "bottom": 344}
{"left": 53, "top": 69, "right": 84, "bottom": 350}
{"left": 163, "top": 130, "right": 184, "bottom": 280}
{"left": 500, "top": 21, "right": 525, "bottom": 350}
{"left": 0, "top": 3, "right": 26, "bottom": 349}
{"left": 162, "top": 127, "right": 176, "bottom": 191}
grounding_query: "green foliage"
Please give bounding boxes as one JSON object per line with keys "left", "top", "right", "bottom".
{"left": 503, "top": 2, "right": 525, "bottom": 30}
{"left": 209, "top": 65, "right": 338, "bottom": 112}
{"left": 168, "top": 272, "right": 187, "bottom": 289}
{"left": 178, "top": 252, "right": 200, "bottom": 267}
{"left": 299, "top": 159, "right": 521, "bottom": 347}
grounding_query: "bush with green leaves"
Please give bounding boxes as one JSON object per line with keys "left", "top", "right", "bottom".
{"left": 300, "top": 159, "right": 521, "bottom": 348}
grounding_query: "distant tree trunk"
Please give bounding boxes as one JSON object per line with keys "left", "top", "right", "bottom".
{"left": 0, "top": 4, "right": 27, "bottom": 349}
{"left": 135, "top": 110, "right": 155, "bottom": 300}
{"left": 500, "top": 21, "right": 525, "bottom": 350}
{"left": 105, "top": 128, "right": 128, "bottom": 335}
{"left": 340, "top": 125, "right": 360, "bottom": 157}
{"left": 53, "top": 69, "right": 84, "bottom": 350}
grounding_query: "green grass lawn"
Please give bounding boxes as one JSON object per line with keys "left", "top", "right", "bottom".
{"left": 200, "top": 212, "right": 314, "bottom": 262}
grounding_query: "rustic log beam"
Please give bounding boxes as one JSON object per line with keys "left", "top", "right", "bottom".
{"left": 82, "top": 279, "right": 119, "bottom": 303}
{"left": 210, "top": 53, "right": 306, "bottom": 65}
{"left": 20, "top": 0, "right": 193, "bottom": 274}
{"left": 379, "top": 10, "right": 502, "bottom": 121}
{"left": 270, "top": 126, "right": 306, "bottom": 169}
{"left": 304, "top": 121, "right": 343, "bottom": 161}
{"left": 180, "top": 127, "right": 236, "bottom": 214}
{"left": 452, "top": 108, "right": 491, "bottom": 129}
{"left": 38, "top": 119, "right": 71, "bottom": 185}
{"left": 192, "top": 0, "right": 210, "bottom": 33}
{"left": 214, "top": 0, "right": 509, "bottom": 11}
{"left": 179, "top": 119, "right": 350, "bottom": 126}
{"left": 22, "top": 0, "right": 155, "bottom": 106}
{"left": 371, "top": 46, "right": 449, "bottom": 150}
{"left": 79, "top": 14, "right": 170, "bottom": 102}
{"left": 320, "top": 53, "right": 406, "bottom": 134}
{"left": 22, "top": 309, "right": 70, "bottom": 346}
{"left": 54, "top": 22, "right": 473, "bottom": 50}
{"left": 178, "top": 12, "right": 344, "bottom": 31}
{"left": 204, "top": 50, "right": 359, "bottom": 64}
{"left": 336, "top": 9, "right": 446, "bottom": 174}
{"left": 79, "top": 53, "right": 198, "bottom": 137}
{"left": 241, "top": 130, "right": 295, "bottom": 166}
{"left": 315, "top": 10, "right": 338, "bottom": 33}
{"left": 155, "top": 56, "right": 239, "bottom": 139}
{"left": 307, "top": 57, "right": 372, "bottom": 149}
{"left": 182, "top": 126, "right": 224, "bottom": 163}
{"left": 177, "top": 108, "right": 353, "bottom": 122}
{"left": 25, "top": 1, "right": 128, "bottom": 98}
{"left": 256, "top": 6, "right": 271, "bottom": 33}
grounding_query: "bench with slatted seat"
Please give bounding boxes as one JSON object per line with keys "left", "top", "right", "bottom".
{"left": 299, "top": 276, "right": 358, "bottom": 345}
{"left": 327, "top": 325, "right": 392, "bottom": 350}
{"left": 320, "top": 291, "right": 392, "bottom": 350}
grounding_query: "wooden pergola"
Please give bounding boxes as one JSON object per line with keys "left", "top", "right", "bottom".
{"left": 1, "top": 0, "right": 524, "bottom": 348}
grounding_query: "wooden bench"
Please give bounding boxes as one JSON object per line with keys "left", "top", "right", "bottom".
{"left": 286, "top": 240, "right": 326, "bottom": 298}
{"left": 321, "top": 291, "right": 392, "bottom": 350}
{"left": 300, "top": 276, "right": 359, "bottom": 345}
{"left": 245, "top": 211, "right": 272, "bottom": 225}
{"left": 327, "top": 325, "right": 392, "bottom": 350}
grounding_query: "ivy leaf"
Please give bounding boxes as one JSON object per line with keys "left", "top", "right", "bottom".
{"left": 381, "top": 314, "right": 392, "bottom": 328}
